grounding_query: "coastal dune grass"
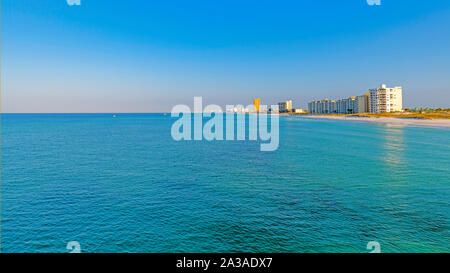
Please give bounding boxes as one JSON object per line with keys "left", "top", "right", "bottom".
{"left": 299, "top": 110, "right": 450, "bottom": 120}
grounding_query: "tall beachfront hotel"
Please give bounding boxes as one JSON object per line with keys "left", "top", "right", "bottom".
{"left": 369, "top": 84, "right": 403, "bottom": 113}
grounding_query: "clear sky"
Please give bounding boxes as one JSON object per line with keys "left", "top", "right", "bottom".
{"left": 2, "top": 0, "right": 450, "bottom": 112}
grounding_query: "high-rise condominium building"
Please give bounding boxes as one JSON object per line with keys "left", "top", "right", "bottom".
{"left": 356, "top": 94, "right": 370, "bottom": 113}
{"left": 336, "top": 97, "right": 357, "bottom": 114}
{"left": 253, "top": 98, "right": 261, "bottom": 112}
{"left": 278, "top": 100, "right": 293, "bottom": 113}
{"left": 309, "top": 97, "right": 360, "bottom": 114}
{"left": 308, "top": 99, "right": 336, "bottom": 114}
{"left": 369, "top": 84, "right": 403, "bottom": 113}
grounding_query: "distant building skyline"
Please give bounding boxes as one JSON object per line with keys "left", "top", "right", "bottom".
{"left": 308, "top": 84, "right": 403, "bottom": 114}
{"left": 2, "top": 1, "right": 450, "bottom": 113}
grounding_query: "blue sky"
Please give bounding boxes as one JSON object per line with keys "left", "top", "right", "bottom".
{"left": 2, "top": 0, "right": 450, "bottom": 112}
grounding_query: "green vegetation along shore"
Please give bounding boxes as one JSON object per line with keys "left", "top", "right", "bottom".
{"left": 293, "top": 109, "right": 450, "bottom": 119}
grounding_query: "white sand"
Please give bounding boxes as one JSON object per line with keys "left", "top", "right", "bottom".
{"left": 303, "top": 115, "right": 450, "bottom": 129}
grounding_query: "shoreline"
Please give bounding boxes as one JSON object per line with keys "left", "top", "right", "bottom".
{"left": 302, "top": 115, "right": 450, "bottom": 129}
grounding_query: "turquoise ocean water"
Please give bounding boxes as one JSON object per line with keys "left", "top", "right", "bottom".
{"left": 1, "top": 114, "right": 449, "bottom": 253}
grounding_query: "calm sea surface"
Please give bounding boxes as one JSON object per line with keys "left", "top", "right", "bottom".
{"left": 1, "top": 114, "right": 449, "bottom": 253}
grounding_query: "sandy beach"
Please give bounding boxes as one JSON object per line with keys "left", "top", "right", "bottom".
{"left": 303, "top": 115, "right": 450, "bottom": 129}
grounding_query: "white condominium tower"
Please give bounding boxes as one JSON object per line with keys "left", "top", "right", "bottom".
{"left": 369, "top": 84, "right": 403, "bottom": 113}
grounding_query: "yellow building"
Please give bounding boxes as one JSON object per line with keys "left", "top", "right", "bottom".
{"left": 253, "top": 98, "right": 261, "bottom": 112}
